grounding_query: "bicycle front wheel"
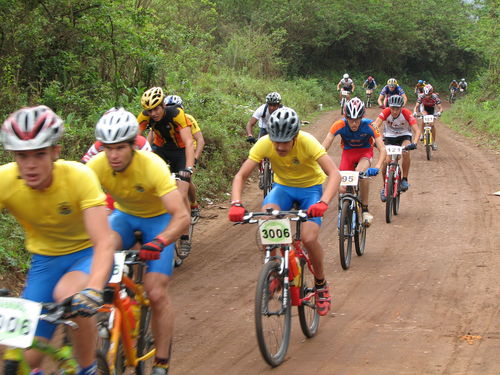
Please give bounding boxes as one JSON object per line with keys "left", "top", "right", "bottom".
{"left": 135, "top": 305, "right": 155, "bottom": 375}
{"left": 339, "top": 200, "right": 353, "bottom": 270}
{"left": 425, "top": 132, "right": 432, "bottom": 160}
{"left": 393, "top": 173, "right": 401, "bottom": 216}
{"left": 262, "top": 162, "right": 273, "bottom": 198}
{"left": 255, "top": 260, "right": 291, "bottom": 367}
{"left": 385, "top": 171, "right": 394, "bottom": 223}
{"left": 96, "top": 350, "right": 110, "bottom": 375}
{"left": 96, "top": 310, "right": 125, "bottom": 375}
{"left": 298, "top": 255, "right": 319, "bottom": 338}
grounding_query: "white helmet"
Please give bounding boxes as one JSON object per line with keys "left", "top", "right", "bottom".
{"left": 461, "top": 78, "right": 465, "bottom": 82}
{"left": 267, "top": 107, "right": 300, "bottom": 142}
{"left": 344, "top": 97, "right": 365, "bottom": 119}
{"left": 164, "top": 95, "right": 183, "bottom": 107}
{"left": 2, "top": 105, "right": 64, "bottom": 151}
{"left": 266, "top": 92, "right": 282, "bottom": 104}
{"left": 95, "top": 107, "right": 138, "bottom": 144}
{"left": 343, "top": 73, "right": 349, "bottom": 79}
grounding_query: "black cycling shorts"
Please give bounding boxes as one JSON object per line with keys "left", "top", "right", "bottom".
{"left": 342, "top": 86, "right": 353, "bottom": 92}
{"left": 383, "top": 135, "right": 412, "bottom": 146}
{"left": 423, "top": 106, "right": 435, "bottom": 115}
{"left": 152, "top": 145, "right": 186, "bottom": 173}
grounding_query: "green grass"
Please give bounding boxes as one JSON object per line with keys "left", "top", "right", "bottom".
{"left": 0, "top": 210, "right": 30, "bottom": 273}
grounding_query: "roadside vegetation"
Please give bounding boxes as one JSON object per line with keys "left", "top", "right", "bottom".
{"left": 0, "top": 0, "right": 497, "bottom": 272}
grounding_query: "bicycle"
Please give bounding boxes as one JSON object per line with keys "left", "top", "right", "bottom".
{"left": 96, "top": 250, "right": 154, "bottom": 375}
{"left": 339, "top": 90, "right": 350, "bottom": 115}
{"left": 174, "top": 213, "right": 198, "bottom": 267}
{"left": 337, "top": 171, "right": 368, "bottom": 270}
{"left": 365, "top": 89, "right": 373, "bottom": 108}
{"left": 258, "top": 158, "right": 273, "bottom": 198}
{"left": 383, "top": 144, "right": 415, "bottom": 223}
{"left": 0, "top": 289, "right": 106, "bottom": 374}
{"left": 448, "top": 88, "right": 457, "bottom": 103}
{"left": 417, "top": 114, "right": 438, "bottom": 161}
{"left": 237, "top": 208, "right": 320, "bottom": 367}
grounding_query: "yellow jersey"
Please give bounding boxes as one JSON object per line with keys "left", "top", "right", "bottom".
{"left": 87, "top": 151, "right": 177, "bottom": 217}
{"left": 186, "top": 114, "right": 201, "bottom": 149}
{"left": 0, "top": 160, "right": 106, "bottom": 256}
{"left": 249, "top": 131, "right": 327, "bottom": 187}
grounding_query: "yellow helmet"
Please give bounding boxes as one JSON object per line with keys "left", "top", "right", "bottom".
{"left": 387, "top": 78, "right": 398, "bottom": 87}
{"left": 141, "top": 87, "right": 164, "bottom": 110}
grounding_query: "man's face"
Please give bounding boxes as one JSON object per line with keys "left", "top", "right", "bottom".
{"left": 389, "top": 85, "right": 396, "bottom": 91}
{"left": 148, "top": 104, "right": 165, "bottom": 122}
{"left": 272, "top": 139, "right": 295, "bottom": 156}
{"left": 103, "top": 142, "right": 134, "bottom": 172}
{"left": 347, "top": 118, "right": 362, "bottom": 131}
{"left": 14, "top": 146, "right": 59, "bottom": 190}
{"left": 268, "top": 103, "right": 280, "bottom": 114}
{"left": 390, "top": 106, "right": 402, "bottom": 117}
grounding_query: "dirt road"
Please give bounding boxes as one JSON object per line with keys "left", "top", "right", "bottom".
{"left": 171, "top": 103, "right": 500, "bottom": 374}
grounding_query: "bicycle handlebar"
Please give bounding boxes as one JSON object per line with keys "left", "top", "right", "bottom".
{"left": 238, "top": 208, "right": 309, "bottom": 224}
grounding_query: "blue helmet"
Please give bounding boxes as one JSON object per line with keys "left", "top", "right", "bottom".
{"left": 418, "top": 80, "right": 423, "bottom": 84}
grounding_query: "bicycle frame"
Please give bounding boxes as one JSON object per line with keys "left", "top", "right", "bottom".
{"left": 384, "top": 152, "right": 402, "bottom": 201}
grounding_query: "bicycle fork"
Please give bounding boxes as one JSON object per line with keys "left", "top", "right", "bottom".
{"left": 264, "top": 246, "right": 290, "bottom": 314}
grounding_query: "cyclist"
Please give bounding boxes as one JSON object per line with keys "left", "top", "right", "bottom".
{"left": 229, "top": 107, "right": 341, "bottom": 316}
{"left": 362, "top": 76, "right": 377, "bottom": 91}
{"left": 413, "top": 84, "right": 443, "bottom": 150}
{"left": 458, "top": 78, "right": 468, "bottom": 92}
{"left": 449, "top": 79, "right": 459, "bottom": 92}
{"left": 377, "top": 78, "right": 408, "bottom": 108}
{"left": 337, "top": 73, "right": 355, "bottom": 101}
{"left": 414, "top": 80, "right": 426, "bottom": 96}
{"left": 0, "top": 105, "right": 114, "bottom": 375}
{"left": 164, "top": 94, "right": 205, "bottom": 223}
{"left": 245, "top": 92, "right": 282, "bottom": 144}
{"left": 371, "top": 95, "right": 420, "bottom": 200}
{"left": 322, "top": 98, "right": 386, "bottom": 225}
{"left": 137, "top": 87, "right": 194, "bottom": 257}
{"left": 87, "top": 108, "right": 190, "bottom": 375}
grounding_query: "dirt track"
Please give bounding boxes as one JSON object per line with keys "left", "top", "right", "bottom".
{"left": 171, "top": 103, "right": 500, "bottom": 374}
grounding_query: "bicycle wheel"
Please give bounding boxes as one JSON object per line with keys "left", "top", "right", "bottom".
{"left": 96, "top": 350, "right": 110, "bottom": 375}
{"left": 135, "top": 305, "right": 155, "bottom": 375}
{"left": 297, "top": 255, "right": 319, "bottom": 338}
{"left": 425, "top": 132, "right": 432, "bottom": 160}
{"left": 385, "top": 171, "right": 394, "bottom": 223}
{"left": 96, "top": 311, "right": 126, "bottom": 375}
{"left": 354, "top": 204, "right": 366, "bottom": 256}
{"left": 393, "top": 171, "right": 401, "bottom": 216}
{"left": 338, "top": 200, "right": 353, "bottom": 270}
{"left": 255, "top": 260, "right": 291, "bottom": 367}
{"left": 3, "top": 360, "right": 21, "bottom": 375}
{"left": 340, "top": 98, "right": 345, "bottom": 115}
{"left": 262, "top": 161, "right": 273, "bottom": 198}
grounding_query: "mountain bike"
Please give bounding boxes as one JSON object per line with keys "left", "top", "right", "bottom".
{"left": 418, "top": 114, "right": 438, "bottom": 161}
{"left": 383, "top": 144, "right": 415, "bottom": 223}
{"left": 237, "top": 208, "right": 319, "bottom": 367}
{"left": 337, "top": 171, "right": 368, "bottom": 270}
{"left": 258, "top": 158, "right": 273, "bottom": 198}
{"left": 340, "top": 90, "right": 350, "bottom": 115}
{"left": 365, "top": 89, "right": 373, "bottom": 108}
{"left": 96, "top": 250, "right": 155, "bottom": 375}
{"left": 448, "top": 88, "right": 458, "bottom": 103}
{"left": 0, "top": 290, "right": 105, "bottom": 374}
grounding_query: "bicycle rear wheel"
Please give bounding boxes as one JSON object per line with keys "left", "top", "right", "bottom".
{"left": 425, "top": 132, "right": 432, "bottom": 160}
{"left": 385, "top": 171, "right": 394, "bottom": 223}
{"left": 255, "top": 260, "right": 291, "bottom": 367}
{"left": 297, "top": 255, "right": 319, "bottom": 338}
{"left": 338, "top": 200, "right": 353, "bottom": 270}
{"left": 354, "top": 204, "right": 366, "bottom": 256}
{"left": 135, "top": 305, "right": 155, "bottom": 375}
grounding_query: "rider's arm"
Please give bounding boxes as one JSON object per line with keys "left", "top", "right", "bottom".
{"left": 155, "top": 189, "right": 190, "bottom": 245}
{"left": 316, "top": 155, "right": 341, "bottom": 204}
{"left": 377, "top": 94, "right": 385, "bottom": 106}
{"left": 372, "top": 117, "right": 384, "bottom": 133}
{"left": 402, "top": 93, "right": 408, "bottom": 106}
{"left": 83, "top": 205, "right": 115, "bottom": 290}
{"left": 246, "top": 116, "right": 258, "bottom": 137}
{"left": 336, "top": 82, "right": 341, "bottom": 90}
{"left": 351, "top": 82, "right": 356, "bottom": 91}
{"left": 373, "top": 136, "right": 387, "bottom": 170}
{"left": 231, "top": 158, "right": 259, "bottom": 202}
{"left": 321, "top": 132, "right": 336, "bottom": 150}
{"left": 179, "top": 126, "right": 195, "bottom": 168}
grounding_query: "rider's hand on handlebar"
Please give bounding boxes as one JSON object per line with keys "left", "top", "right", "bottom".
{"left": 307, "top": 201, "right": 328, "bottom": 217}
{"left": 228, "top": 201, "right": 245, "bottom": 222}
{"left": 139, "top": 235, "right": 168, "bottom": 260}
{"left": 435, "top": 112, "right": 441, "bottom": 117}
{"left": 246, "top": 136, "right": 257, "bottom": 144}
{"left": 70, "top": 288, "right": 103, "bottom": 317}
{"left": 366, "top": 167, "right": 379, "bottom": 177}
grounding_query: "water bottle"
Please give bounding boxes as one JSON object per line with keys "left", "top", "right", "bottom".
{"left": 288, "top": 250, "right": 302, "bottom": 306}
{"left": 119, "top": 289, "right": 136, "bottom": 332}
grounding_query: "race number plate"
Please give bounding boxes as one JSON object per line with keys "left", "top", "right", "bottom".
{"left": 385, "top": 145, "right": 403, "bottom": 155}
{"left": 341, "top": 90, "right": 350, "bottom": 96}
{"left": 109, "top": 252, "right": 126, "bottom": 283}
{"left": 423, "top": 115, "right": 434, "bottom": 123}
{"left": 0, "top": 297, "right": 42, "bottom": 348}
{"left": 340, "top": 171, "right": 359, "bottom": 186}
{"left": 366, "top": 89, "right": 372, "bottom": 94}
{"left": 258, "top": 219, "right": 292, "bottom": 245}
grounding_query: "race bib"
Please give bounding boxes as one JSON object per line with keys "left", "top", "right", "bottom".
{"left": 385, "top": 145, "right": 403, "bottom": 155}
{"left": 109, "top": 252, "right": 126, "bottom": 283}
{"left": 0, "top": 297, "right": 42, "bottom": 348}
{"left": 340, "top": 171, "right": 359, "bottom": 186}
{"left": 258, "top": 219, "right": 292, "bottom": 245}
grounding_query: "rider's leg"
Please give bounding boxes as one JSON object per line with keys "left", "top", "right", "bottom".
{"left": 401, "top": 139, "right": 412, "bottom": 178}
{"left": 301, "top": 221, "right": 325, "bottom": 281}
{"left": 432, "top": 124, "right": 437, "bottom": 144}
{"left": 356, "top": 158, "right": 371, "bottom": 206}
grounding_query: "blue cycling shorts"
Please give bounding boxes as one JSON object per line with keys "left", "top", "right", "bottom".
{"left": 109, "top": 209, "right": 174, "bottom": 276}
{"left": 22, "top": 247, "right": 94, "bottom": 339}
{"left": 262, "top": 183, "right": 323, "bottom": 226}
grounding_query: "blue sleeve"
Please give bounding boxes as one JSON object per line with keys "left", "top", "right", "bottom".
{"left": 398, "top": 86, "right": 406, "bottom": 95}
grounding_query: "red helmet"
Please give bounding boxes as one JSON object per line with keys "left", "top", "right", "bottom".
{"left": 367, "top": 76, "right": 373, "bottom": 81}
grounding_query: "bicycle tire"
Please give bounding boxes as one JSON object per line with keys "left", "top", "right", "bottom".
{"left": 425, "top": 132, "right": 432, "bottom": 160}
{"left": 393, "top": 170, "right": 401, "bottom": 216}
{"left": 135, "top": 305, "right": 154, "bottom": 375}
{"left": 3, "top": 360, "right": 21, "bottom": 375}
{"left": 262, "top": 161, "right": 273, "bottom": 198}
{"left": 340, "top": 98, "right": 345, "bottom": 115}
{"left": 385, "top": 171, "right": 394, "bottom": 223}
{"left": 96, "top": 350, "right": 110, "bottom": 375}
{"left": 96, "top": 311, "right": 126, "bottom": 375}
{"left": 255, "top": 260, "right": 291, "bottom": 367}
{"left": 354, "top": 203, "right": 366, "bottom": 256}
{"left": 297, "top": 255, "right": 319, "bottom": 338}
{"left": 338, "top": 200, "right": 353, "bottom": 270}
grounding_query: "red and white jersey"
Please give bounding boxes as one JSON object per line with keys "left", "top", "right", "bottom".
{"left": 417, "top": 93, "right": 441, "bottom": 107}
{"left": 378, "top": 108, "right": 417, "bottom": 138}
{"left": 81, "top": 135, "right": 151, "bottom": 163}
